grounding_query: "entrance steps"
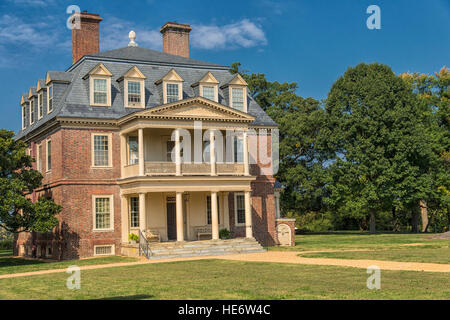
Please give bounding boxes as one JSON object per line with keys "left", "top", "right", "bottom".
{"left": 122, "top": 238, "right": 265, "bottom": 259}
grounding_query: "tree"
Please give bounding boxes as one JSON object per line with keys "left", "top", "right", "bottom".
{"left": 230, "top": 63, "right": 328, "bottom": 215}
{"left": 0, "top": 129, "right": 61, "bottom": 233}
{"left": 323, "top": 63, "right": 434, "bottom": 233}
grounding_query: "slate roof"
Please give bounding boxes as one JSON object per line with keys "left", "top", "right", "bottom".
{"left": 17, "top": 46, "right": 277, "bottom": 139}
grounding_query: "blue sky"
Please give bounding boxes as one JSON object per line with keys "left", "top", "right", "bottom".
{"left": 0, "top": 0, "right": 449, "bottom": 133}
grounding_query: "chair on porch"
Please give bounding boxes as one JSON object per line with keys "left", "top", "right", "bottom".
{"left": 145, "top": 229, "right": 161, "bottom": 242}
{"left": 195, "top": 226, "right": 212, "bottom": 240}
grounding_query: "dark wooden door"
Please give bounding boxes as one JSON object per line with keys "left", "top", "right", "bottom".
{"left": 166, "top": 202, "right": 177, "bottom": 241}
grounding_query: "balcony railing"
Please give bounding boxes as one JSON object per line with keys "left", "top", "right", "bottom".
{"left": 122, "top": 162, "right": 245, "bottom": 178}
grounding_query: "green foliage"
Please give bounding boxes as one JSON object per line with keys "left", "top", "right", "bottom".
{"left": 288, "top": 211, "right": 333, "bottom": 233}
{"left": 0, "top": 239, "right": 13, "bottom": 250}
{"left": 0, "top": 129, "right": 62, "bottom": 233}
{"left": 219, "top": 228, "right": 230, "bottom": 239}
{"left": 128, "top": 233, "right": 139, "bottom": 242}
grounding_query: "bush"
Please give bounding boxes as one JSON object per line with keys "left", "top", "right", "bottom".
{"left": 0, "top": 239, "right": 13, "bottom": 250}
{"left": 288, "top": 211, "right": 334, "bottom": 233}
{"left": 128, "top": 233, "right": 139, "bottom": 242}
{"left": 219, "top": 228, "right": 230, "bottom": 239}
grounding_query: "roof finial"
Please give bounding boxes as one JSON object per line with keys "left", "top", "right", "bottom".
{"left": 128, "top": 30, "right": 138, "bottom": 47}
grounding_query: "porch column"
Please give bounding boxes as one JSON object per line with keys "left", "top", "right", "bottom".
{"left": 243, "top": 131, "right": 249, "bottom": 176}
{"left": 120, "top": 134, "right": 127, "bottom": 178}
{"left": 139, "top": 193, "right": 147, "bottom": 233}
{"left": 210, "top": 130, "right": 217, "bottom": 176}
{"left": 176, "top": 191, "right": 184, "bottom": 241}
{"left": 175, "top": 129, "right": 181, "bottom": 176}
{"left": 121, "top": 195, "right": 128, "bottom": 243}
{"left": 211, "top": 191, "right": 219, "bottom": 240}
{"left": 138, "top": 128, "right": 144, "bottom": 176}
{"left": 244, "top": 191, "right": 253, "bottom": 238}
{"left": 223, "top": 192, "right": 230, "bottom": 230}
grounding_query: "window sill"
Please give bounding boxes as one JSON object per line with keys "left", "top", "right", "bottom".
{"left": 93, "top": 229, "right": 114, "bottom": 233}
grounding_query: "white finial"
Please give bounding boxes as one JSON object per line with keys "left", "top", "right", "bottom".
{"left": 128, "top": 30, "right": 138, "bottom": 47}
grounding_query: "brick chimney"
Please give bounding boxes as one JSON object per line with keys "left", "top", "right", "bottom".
{"left": 160, "top": 22, "right": 192, "bottom": 58}
{"left": 71, "top": 11, "right": 102, "bottom": 64}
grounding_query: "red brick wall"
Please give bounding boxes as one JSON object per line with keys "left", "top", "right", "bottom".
{"left": 162, "top": 25, "right": 191, "bottom": 58}
{"left": 72, "top": 13, "right": 102, "bottom": 64}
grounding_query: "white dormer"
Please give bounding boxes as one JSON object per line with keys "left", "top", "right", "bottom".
{"left": 83, "top": 63, "right": 113, "bottom": 107}
{"left": 20, "top": 95, "right": 27, "bottom": 130}
{"left": 221, "top": 74, "right": 248, "bottom": 112}
{"left": 192, "top": 72, "right": 219, "bottom": 103}
{"left": 117, "top": 66, "right": 146, "bottom": 108}
{"left": 155, "top": 69, "right": 184, "bottom": 104}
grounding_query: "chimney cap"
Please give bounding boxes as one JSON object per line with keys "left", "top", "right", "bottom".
{"left": 160, "top": 22, "right": 192, "bottom": 33}
{"left": 70, "top": 11, "right": 103, "bottom": 23}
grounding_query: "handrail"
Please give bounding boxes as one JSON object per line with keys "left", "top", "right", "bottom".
{"left": 139, "top": 230, "right": 152, "bottom": 259}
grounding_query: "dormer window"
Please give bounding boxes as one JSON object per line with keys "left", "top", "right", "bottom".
{"left": 47, "top": 85, "right": 53, "bottom": 113}
{"left": 22, "top": 105, "right": 26, "bottom": 129}
{"left": 221, "top": 74, "right": 248, "bottom": 112}
{"left": 156, "top": 69, "right": 184, "bottom": 104}
{"left": 29, "top": 100, "right": 35, "bottom": 125}
{"left": 83, "top": 63, "right": 112, "bottom": 107}
{"left": 118, "top": 66, "right": 146, "bottom": 108}
{"left": 192, "top": 72, "right": 219, "bottom": 103}
{"left": 38, "top": 92, "right": 43, "bottom": 119}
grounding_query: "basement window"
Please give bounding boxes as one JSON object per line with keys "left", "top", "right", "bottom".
{"left": 94, "top": 245, "right": 114, "bottom": 256}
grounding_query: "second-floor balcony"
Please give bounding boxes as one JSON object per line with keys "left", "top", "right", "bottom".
{"left": 120, "top": 127, "right": 250, "bottom": 179}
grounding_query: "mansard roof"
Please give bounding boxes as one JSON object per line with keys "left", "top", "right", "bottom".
{"left": 17, "top": 47, "right": 277, "bottom": 140}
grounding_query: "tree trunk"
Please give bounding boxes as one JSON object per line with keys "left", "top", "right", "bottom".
{"left": 420, "top": 201, "right": 429, "bottom": 233}
{"left": 411, "top": 210, "right": 419, "bottom": 233}
{"left": 392, "top": 207, "right": 400, "bottom": 232}
{"left": 369, "top": 211, "right": 376, "bottom": 234}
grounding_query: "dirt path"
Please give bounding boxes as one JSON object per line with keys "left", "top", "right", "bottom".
{"left": 1, "top": 251, "right": 449, "bottom": 279}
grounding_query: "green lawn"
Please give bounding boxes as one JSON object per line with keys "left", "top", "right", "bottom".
{"left": 0, "top": 251, "right": 137, "bottom": 275}
{"left": 0, "top": 259, "right": 449, "bottom": 300}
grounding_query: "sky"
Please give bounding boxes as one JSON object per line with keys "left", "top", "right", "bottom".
{"left": 0, "top": 0, "right": 448, "bottom": 133}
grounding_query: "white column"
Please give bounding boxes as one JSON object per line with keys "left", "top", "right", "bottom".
{"left": 243, "top": 131, "right": 249, "bottom": 176}
{"left": 211, "top": 191, "right": 219, "bottom": 240}
{"left": 210, "top": 130, "right": 216, "bottom": 176}
{"left": 121, "top": 195, "right": 128, "bottom": 243}
{"left": 138, "top": 128, "right": 144, "bottom": 176}
{"left": 176, "top": 192, "right": 184, "bottom": 241}
{"left": 139, "top": 193, "right": 147, "bottom": 233}
{"left": 175, "top": 129, "right": 181, "bottom": 176}
{"left": 120, "top": 134, "right": 127, "bottom": 178}
{"left": 245, "top": 191, "right": 253, "bottom": 238}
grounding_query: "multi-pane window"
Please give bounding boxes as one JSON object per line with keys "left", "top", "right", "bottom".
{"left": 166, "top": 83, "right": 179, "bottom": 103}
{"left": 206, "top": 196, "right": 220, "bottom": 225}
{"left": 38, "top": 92, "right": 43, "bottom": 118}
{"left": 37, "top": 144, "right": 42, "bottom": 172}
{"left": 48, "top": 85, "right": 53, "bottom": 112}
{"left": 127, "top": 81, "right": 141, "bottom": 104}
{"left": 234, "top": 137, "right": 243, "bottom": 163}
{"left": 93, "top": 135, "right": 109, "bottom": 167}
{"left": 232, "top": 88, "right": 244, "bottom": 111}
{"left": 128, "top": 136, "right": 139, "bottom": 165}
{"left": 29, "top": 100, "right": 35, "bottom": 124}
{"left": 166, "top": 141, "right": 175, "bottom": 162}
{"left": 130, "top": 197, "right": 139, "bottom": 228}
{"left": 22, "top": 105, "right": 26, "bottom": 129}
{"left": 46, "top": 140, "right": 52, "bottom": 171}
{"left": 93, "top": 79, "right": 108, "bottom": 104}
{"left": 202, "top": 86, "right": 215, "bottom": 101}
{"left": 235, "top": 194, "right": 245, "bottom": 225}
{"left": 203, "top": 140, "right": 210, "bottom": 163}
{"left": 95, "top": 197, "right": 111, "bottom": 230}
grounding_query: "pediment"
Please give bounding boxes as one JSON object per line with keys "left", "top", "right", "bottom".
{"left": 192, "top": 72, "right": 219, "bottom": 87}
{"left": 134, "top": 97, "right": 254, "bottom": 122}
{"left": 118, "top": 66, "right": 146, "bottom": 81}
{"left": 227, "top": 74, "right": 248, "bottom": 86}
{"left": 83, "top": 63, "right": 112, "bottom": 79}
{"left": 28, "top": 87, "right": 36, "bottom": 99}
{"left": 155, "top": 69, "right": 184, "bottom": 84}
{"left": 20, "top": 95, "right": 27, "bottom": 105}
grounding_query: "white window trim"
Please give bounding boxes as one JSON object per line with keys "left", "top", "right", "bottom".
{"left": 90, "top": 76, "right": 112, "bottom": 107}
{"left": 163, "top": 81, "right": 183, "bottom": 104}
{"left": 21, "top": 105, "right": 26, "bottom": 130}
{"left": 46, "top": 139, "right": 51, "bottom": 173}
{"left": 47, "top": 84, "right": 53, "bottom": 114}
{"left": 129, "top": 196, "right": 140, "bottom": 230}
{"left": 127, "top": 135, "right": 139, "bottom": 166}
{"left": 29, "top": 100, "right": 35, "bottom": 125}
{"left": 230, "top": 86, "right": 247, "bottom": 112}
{"left": 91, "top": 133, "right": 113, "bottom": 168}
{"left": 92, "top": 194, "right": 115, "bottom": 232}
{"left": 200, "top": 84, "right": 218, "bottom": 102}
{"left": 94, "top": 244, "right": 115, "bottom": 256}
{"left": 234, "top": 192, "right": 246, "bottom": 226}
{"left": 38, "top": 92, "right": 43, "bottom": 120}
{"left": 124, "top": 79, "right": 145, "bottom": 108}
{"left": 36, "top": 143, "right": 41, "bottom": 173}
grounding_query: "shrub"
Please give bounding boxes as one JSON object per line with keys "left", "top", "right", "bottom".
{"left": 128, "top": 233, "right": 139, "bottom": 242}
{"left": 219, "top": 229, "right": 230, "bottom": 239}
{"left": 0, "top": 239, "right": 13, "bottom": 250}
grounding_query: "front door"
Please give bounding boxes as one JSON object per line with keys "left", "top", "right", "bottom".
{"left": 166, "top": 198, "right": 177, "bottom": 241}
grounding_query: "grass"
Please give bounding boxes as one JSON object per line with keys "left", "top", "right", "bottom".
{"left": 0, "top": 251, "right": 137, "bottom": 275}
{"left": 0, "top": 259, "right": 449, "bottom": 300}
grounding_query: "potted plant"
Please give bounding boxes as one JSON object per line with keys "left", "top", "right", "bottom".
{"left": 219, "top": 228, "right": 230, "bottom": 240}
{"left": 128, "top": 233, "right": 139, "bottom": 244}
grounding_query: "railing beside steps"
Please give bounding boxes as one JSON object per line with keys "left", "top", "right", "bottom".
{"left": 139, "top": 230, "right": 152, "bottom": 259}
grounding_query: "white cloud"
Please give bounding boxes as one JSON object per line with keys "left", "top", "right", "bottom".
{"left": 7, "top": 0, "right": 54, "bottom": 6}
{"left": 191, "top": 19, "right": 267, "bottom": 50}
{"left": 0, "top": 14, "right": 53, "bottom": 46}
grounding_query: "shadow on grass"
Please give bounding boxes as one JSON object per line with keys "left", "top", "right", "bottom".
{"left": 296, "top": 231, "right": 420, "bottom": 236}
{"left": 0, "top": 257, "right": 50, "bottom": 268}
{"left": 95, "top": 294, "right": 154, "bottom": 300}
